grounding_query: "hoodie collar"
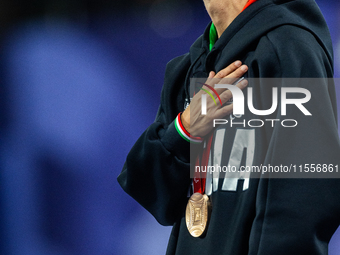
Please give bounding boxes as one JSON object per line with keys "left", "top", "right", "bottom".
{"left": 209, "top": 0, "right": 258, "bottom": 51}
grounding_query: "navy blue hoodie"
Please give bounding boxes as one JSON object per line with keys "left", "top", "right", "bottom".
{"left": 118, "top": 0, "right": 340, "bottom": 254}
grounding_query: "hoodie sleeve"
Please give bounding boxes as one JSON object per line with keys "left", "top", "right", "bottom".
{"left": 247, "top": 25, "right": 340, "bottom": 255}
{"left": 117, "top": 53, "right": 195, "bottom": 226}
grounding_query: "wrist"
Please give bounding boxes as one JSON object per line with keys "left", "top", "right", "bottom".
{"left": 181, "top": 112, "right": 190, "bottom": 133}
{"left": 175, "top": 113, "right": 203, "bottom": 144}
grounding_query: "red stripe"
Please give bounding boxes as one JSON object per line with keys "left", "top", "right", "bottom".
{"left": 193, "top": 157, "right": 201, "bottom": 194}
{"left": 177, "top": 113, "right": 203, "bottom": 141}
{"left": 193, "top": 0, "right": 258, "bottom": 194}
{"left": 177, "top": 113, "right": 191, "bottom": 137}
{"left": 242, "top": 0, "right": 257, "bottom": 12}
{"left": 194, "top": 133, "right": 214, "bottom": 194}
{"left": 202, "top": 83, "right": 223, "bottom": 106}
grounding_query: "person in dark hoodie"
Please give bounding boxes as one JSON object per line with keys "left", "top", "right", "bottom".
{"left": 118, "top": 0, "right": 340, "bottom": 254}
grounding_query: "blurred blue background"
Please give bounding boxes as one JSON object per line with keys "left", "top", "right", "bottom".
{"left": 0, "top": 0, "right": 339, "bottom": 254}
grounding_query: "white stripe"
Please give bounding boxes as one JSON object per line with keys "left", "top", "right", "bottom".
{"left": 175, "top": 116, "right": 202, "bottom": 143}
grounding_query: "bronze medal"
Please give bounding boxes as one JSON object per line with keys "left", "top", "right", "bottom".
{"left": 185, "top": 192, "right": 210, "bottom": 237}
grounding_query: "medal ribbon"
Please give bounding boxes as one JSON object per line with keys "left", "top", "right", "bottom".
{"left": 193, "top": 133, "right": 214, "bottom": 194}
{"left": 193, "top": 0, "right": 260, "bottom": 193}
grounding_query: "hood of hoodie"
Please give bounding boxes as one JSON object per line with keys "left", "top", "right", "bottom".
{"left": 189, "top": 0, "right": 333, "bottom": 74}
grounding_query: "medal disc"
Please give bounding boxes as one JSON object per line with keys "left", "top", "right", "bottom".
{"left": 185, "top": 193, "right": 210, "bottom": 237}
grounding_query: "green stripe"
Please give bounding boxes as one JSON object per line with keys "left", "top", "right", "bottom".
{"left": 209, "top": 23, "right": 218, "bottom": 51}
{"left": 200, "top": 88, "right": 217, "bottom": 105}
{"left": 174, "top": 119, "right": 190, "bottom": 143}
{"left": 174, "top": 118, "right": 202, "bottom": 144}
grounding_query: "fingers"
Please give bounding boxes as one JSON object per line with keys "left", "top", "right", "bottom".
{"left": 197, "top": 61, "right": 248, "bottom": 119}
{"left": 235, "top": 78, "right": 248, "bottom": 89}
{"left": 219, "top": 65, "right": 248, "bottom": 85}
{"left": 214, "top": 61, "right": 242, "bottom": 79}
{"left": 219, "top": 79, "right": 248, "bottom": 106}
{"left": 210, "top": 63, "right": 248, "bottom": 95}
{"left": 216, "top": 103, "right": 234, "bottom": 116}
{"left": 203, "top": 61, "right": 247, "bottom": 91}
{"left": 188, "top": 62, "right": 248, "bottom": 136}
{"left": 208, "top": 71, "right": 215, "bottom": 78}
{"left": 200, "top": 71, "right": 216, "bottom": 90}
